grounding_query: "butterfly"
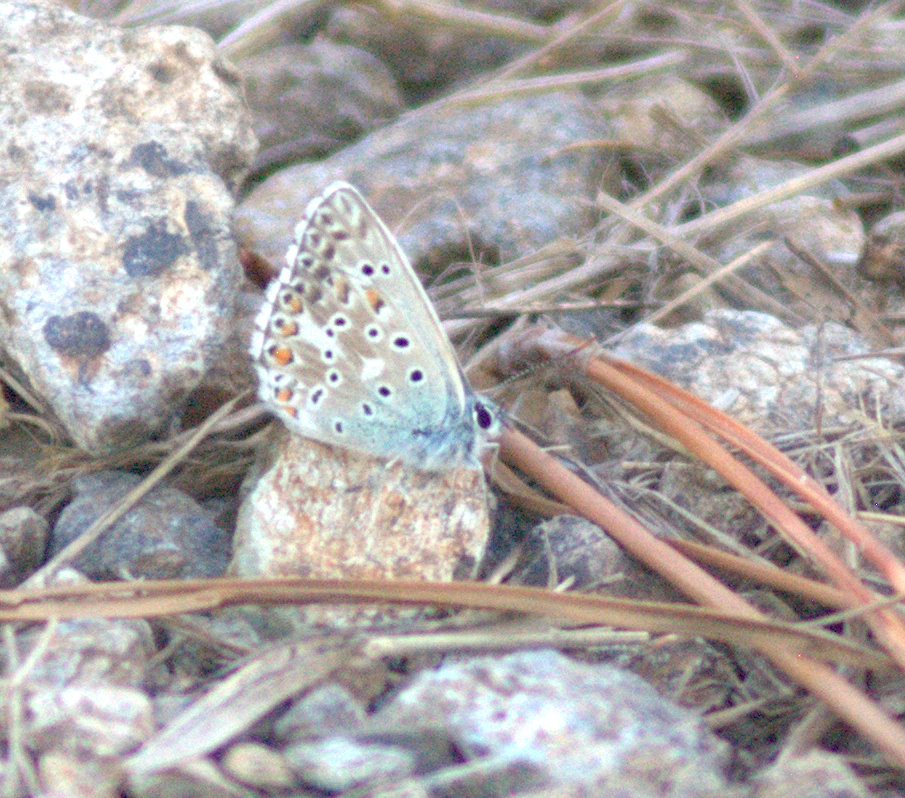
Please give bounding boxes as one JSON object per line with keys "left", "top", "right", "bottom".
{"left": 249, "top": 182, "right": 500, "bottom": 471}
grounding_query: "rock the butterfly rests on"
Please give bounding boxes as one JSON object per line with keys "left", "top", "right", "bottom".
{"left": 236, "top": 182, "right": 498, "bottom": 606}
{"left": 249, "top": 181, "right": 501, "bottom": 472}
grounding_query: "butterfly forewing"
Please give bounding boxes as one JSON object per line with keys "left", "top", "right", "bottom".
{"left": 250, "top": 182, "right": 474, "bottom": 464}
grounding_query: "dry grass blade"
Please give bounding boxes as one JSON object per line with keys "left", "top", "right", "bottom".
{"left": 0, "top": 364, "right": 49, "bottom": 417}
{"left": 666, "top": 539, "right": 851, "bottom": 609}
{"left": 781, "top": 237, "right": 895, "bottom": 347}
{"left": 733, "top": 0, "right": 798, "bottom": 71}
{"left": 491, "top": 0, "right": 627, "bottom": 81}
{"left": 218, "top": 0, "right": 330, "bottom": 58}
{"left": 364, "top": 0, "right": 551, "bottom": 42}
{"left": 126, "top": 637, "right": 352, "bottom": 775}
{"left": 743, "top": 77, "right": 905, "bottom": 151}
{"left": 593, "top": 191, "right": 789, "bottom": 327}
{"left": 489, "top": 459, "right": 569, "bottom": 516}
{"left": 675, "top": 131, "right": 905, "bottom": 240}
{"left": 0, "top": 578, "right": 887, "bottom": 669}
{"left": 440, "top": 53, "right": 686, "bottom": 110}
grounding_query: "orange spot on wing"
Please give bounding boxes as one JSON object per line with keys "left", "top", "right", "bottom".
{"left": 365, "top": 288, "right": 385, "bottom": 313}
{"left": 271, "top": 346, "right": 293, "bottom": 366}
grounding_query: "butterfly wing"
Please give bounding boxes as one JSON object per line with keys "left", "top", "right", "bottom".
{"left": 250, "top": 182, "right": 475, "bottom": 465}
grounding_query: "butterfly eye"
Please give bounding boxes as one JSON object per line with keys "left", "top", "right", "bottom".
{"left": 474, "top": 401, "right": 495, "bottom": 430}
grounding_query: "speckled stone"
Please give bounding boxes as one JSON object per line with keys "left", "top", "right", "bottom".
{"left": 0, "top": 0, "right": 256, "bottom": 453}
{"left": 232, "top": 432, "right": 490, "bottom": 625}
{"left": 612, "top": 310, "right": 905, "bottom": 433}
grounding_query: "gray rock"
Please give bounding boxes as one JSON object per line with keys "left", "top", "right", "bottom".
{"left": 514, "top": 514, "right": 682, "bottom": 601}
{"left": 234, "top": 90, "right": 605, "bottom": 273}
{"left": 370, "top": 649, "right": 730, "bottom": 796}
{"left": 25, "top": 684, "right": 154, "bottom": 759}
{"left": 220, "top": 742, "right": 294, "bottom": 791}
{"left": 0, "top": 505, "right": 48, "bottom": 585}
{"left": 14, "top": 613, "right": 155, "bottom": 688}
{"left": 273, "top": 683, "right": 367, "bottom": 743}
{"left": 284, "top": 737, "right": 416, "bottom": 792}
{"left": 752, "top": 750, "right": 869, "bottom": 798}
{"left": 0, "top": 1, "right": 256, "bottom": 453}
{"left": 612, "top": 310, "right": 905, "bottom": 434}
{"left": 325, "top": 6, "right": 526, "bottom": 98}
{"left": 37, "top": 752, "right": 123, "bottom": 798}
{"left": 233, "top": 434, "right": 489, "bottom": 628}
{"left": 50, "top": 472, "right": 231, "bottom": 580}
{"left": 239, "top": 39, "right": 404, "bottom": 174}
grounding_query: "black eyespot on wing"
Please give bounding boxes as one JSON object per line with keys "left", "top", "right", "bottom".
{"left": 361, "top": 263, "right": 375, "bottom": 277}
{"left": 334, "top": 420, "right": 344, "bottom": 434}
{"left": 409, "top": 369, "right": 423, "bottom": 383}
{"left": 380, "top": 262, "right": 391, "bottom": 275}
{"left": 377, "top": 385, "right": 392, "bottom": 397}
{"left": 362, "top": 403, "right": 374, "bottom": 416}
{"left": 393, "top": 335, "right": 410, "bottom": 349}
